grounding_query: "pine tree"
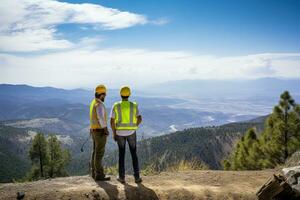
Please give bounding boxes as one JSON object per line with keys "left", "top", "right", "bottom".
{"left": 229, "top": 128, "right": 262, "bottom": 170}
{"left": 243, "top": 128, "right": 262, "bottom": 169}
{"left": 231, "top": 142, "right": 241, "bottom": 170}
{"left": 261, "top": 91, "right": 299, "bottom": 166}
{"left": 259, "top": 116, "right": 282, "bottom": 167}
{"left": 47, "top": 135, "right": 71, "bottom": 178}
{"left": 278, "top": 91, "right": 295, "bottom": 160}
{"left": 247, "top": 134, "right": 265, "bottom": 169}
{"left": 27, "top": 133, "right": 71, "bottom": 180}
{"left": 223, "top": 159, "right": 231, "bottom": 170}
{"left": 286, "top": 104, "right": 300, "bottom": 155}
{"left": 29, "top": 133, "right": 48, "bottom": 179}
{"left": 230, "top": 137, "right": 246, "bottom": 170}
{"left": 223, "top": 91, "right": 300, "bottom": 170}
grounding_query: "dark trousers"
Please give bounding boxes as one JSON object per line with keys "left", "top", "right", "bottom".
{"left": 116, "top": 132, "right": 140, "bottom": 179}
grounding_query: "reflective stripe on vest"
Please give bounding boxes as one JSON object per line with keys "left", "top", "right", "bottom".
{"left": 114, "top": 101, "right": 138, "bottom": 130}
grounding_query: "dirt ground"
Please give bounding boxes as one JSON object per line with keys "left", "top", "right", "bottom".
{"left": 0, "top": 170, "right": 276, "bottom": 200}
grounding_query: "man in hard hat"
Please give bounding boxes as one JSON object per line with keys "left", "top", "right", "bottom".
{"left": 89, "top": 84, "right": 110, "bottom": 181}
{"left": 110, "top": 86, "right": 142, "bottom": 183}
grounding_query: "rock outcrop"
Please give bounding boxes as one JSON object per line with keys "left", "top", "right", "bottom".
{"left": 0, "top": 170, "right": 275, "bottom": 200}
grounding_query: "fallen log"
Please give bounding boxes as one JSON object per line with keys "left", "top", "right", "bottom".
{"left": 256, "top": 172, "right": 297, "bottom": 200}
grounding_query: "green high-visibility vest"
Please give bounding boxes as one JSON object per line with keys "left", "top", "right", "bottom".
{"left": 113, "top": 101, "right": 138, "bottom": 130}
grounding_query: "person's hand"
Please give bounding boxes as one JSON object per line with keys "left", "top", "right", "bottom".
{"left": 104, "top": 128, "right": 109, "bottom": 136}
{"left": 113, "top": 134, "right": 118, "bottom": 142}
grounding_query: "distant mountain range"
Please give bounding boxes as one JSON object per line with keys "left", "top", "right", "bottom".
{"left": 0, "top": 82, "right": 272, "bottom": 136}
{"left": 148, "top": 78, "right": 300, "bottom": 99}
{"left": 145, "top": 78, "right": 300, "bottom": 116}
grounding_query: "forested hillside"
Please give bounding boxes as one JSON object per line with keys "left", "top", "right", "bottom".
{"left": 0, "top": 125, "right": 31, "bottom": 182}
{"left": 0, "top": 123, "right": 89, "bottom": 182}
{"left": 0, "top": 116, "right": 266, "bottom": 182}
{"left": 105, "top": 119, "right": 266, "bottom": 172}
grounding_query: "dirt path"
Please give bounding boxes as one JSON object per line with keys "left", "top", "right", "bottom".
{"left": 0, "top": 170, "right": 275, "bottom": 200}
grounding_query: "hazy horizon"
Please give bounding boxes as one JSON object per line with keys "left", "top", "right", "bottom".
{"left": 1, "top": 77, "right": 300, "bottom": 91}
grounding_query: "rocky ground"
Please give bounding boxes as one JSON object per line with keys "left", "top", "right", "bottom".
{"left": 0, "top": 170, "right": 276, "bottom": 200}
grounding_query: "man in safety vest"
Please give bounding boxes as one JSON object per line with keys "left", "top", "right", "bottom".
{"left": 89, "top": 84, "right": 110, "bottom": 181}
{"left": 110, "top": 86, "right": 142, "bottom": 183}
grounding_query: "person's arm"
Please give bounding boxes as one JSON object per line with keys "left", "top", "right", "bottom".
{"left": 110, "top": 106, "right": 117, "bottom": 141}
{"left": 136, "top": 105, "right": 142, "bottom": 126}
{"left": 110, "top": 118, "right": 117, "bottom": 141}
{"left": 137, "top": 115, "right": 142, "bottom": 126}
{"left": 97, "top": 103, "right": 109, "bottom": 135}
{"left": 103, "top": 127, "right": 109, "bottom": 135}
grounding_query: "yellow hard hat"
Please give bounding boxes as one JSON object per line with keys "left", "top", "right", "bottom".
{"left": 120, "top": 86, "right": 131, "bottom": 97}
{"left": 95, "top": 84, "right": 106, "bottom": 94}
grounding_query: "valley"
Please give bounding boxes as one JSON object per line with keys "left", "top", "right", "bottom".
{"left": 0, "top": 78, "right": 299, "bottom": 182}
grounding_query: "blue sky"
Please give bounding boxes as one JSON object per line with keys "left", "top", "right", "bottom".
{"left": 0, "top": 0, "right": 300, "bottom": 88}
{"left": 58, "top": 0, "right": 300, "bottom": 55}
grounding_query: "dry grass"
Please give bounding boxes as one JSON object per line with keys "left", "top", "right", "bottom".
{"left": 141, "top": 158, "right": 209, "bottom": 176}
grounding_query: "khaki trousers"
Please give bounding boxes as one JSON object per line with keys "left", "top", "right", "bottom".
{"left": 90, "top": 129, "right": 107, "bottom": 178}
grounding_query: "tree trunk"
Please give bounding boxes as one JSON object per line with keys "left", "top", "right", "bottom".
{"left": 50, "top": 141, "right": 53, "bottom": 178}
{"left": 284, "top": 108, "right": 288, "bottom": 161}
{"left": 38, "top": 141, "right": 44, "bottom": 177}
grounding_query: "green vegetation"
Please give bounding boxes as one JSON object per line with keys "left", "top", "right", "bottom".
{"left": 29, "top": 133, "right": 48, "bottom": 178}
{"left": 224, "top": 91, "right": 300, "bottom": 170}
{"left": 0, "top": 107, "right": 266, "bottom": 182}
{"left": 5, "top": 91, "right": 297, "bottom": 182}
{"left": 105, "top": 119, "right": 265, "bottom": 173}
{"left": 27, "top": 133, "right": 71, "bottom": 181}
{"left": 47, "top": 135, "right": 71, "bottom": 178}
{"left": 0, "top": 123, "right": 87, "bottom": 183}
{"left": 105, "top": 165, "right": 118, "bottom": 176}
{"left": 0, "top": 125, "right": 30, "bottom": 183}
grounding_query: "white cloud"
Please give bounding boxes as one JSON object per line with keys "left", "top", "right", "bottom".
{"left": 0, "top": 48, "right": 299, "bottom": 88}
{"left": 151, "top": 18, "right": 170, "bottom": 26}
{"left": 0, "top": 1, "right": 296, "bottom": 88}
{"left": 0, "top": 0, "right": 149, "bottom": 52}
{"left": 0, "top": 28, "right": 73, "bottom": 51}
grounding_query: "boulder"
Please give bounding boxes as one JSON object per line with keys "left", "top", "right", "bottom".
{"left": 282, "top": 165, "right": 300, "bottom": 196}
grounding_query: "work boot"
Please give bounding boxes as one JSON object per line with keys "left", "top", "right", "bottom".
{"left": 90, "top": 170, "right": 95, "bottom": 179}
{"left": 94, "top": 175, "right": 111, "bottom": 181}
{"left": 135, "top": 177, "right": 142, "bottom": 183}
{"left": 117, "top": 177, "right": 125, "bottom": 184}
{"left": 91, "top": 174, "right": 96, "bottom": 180}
